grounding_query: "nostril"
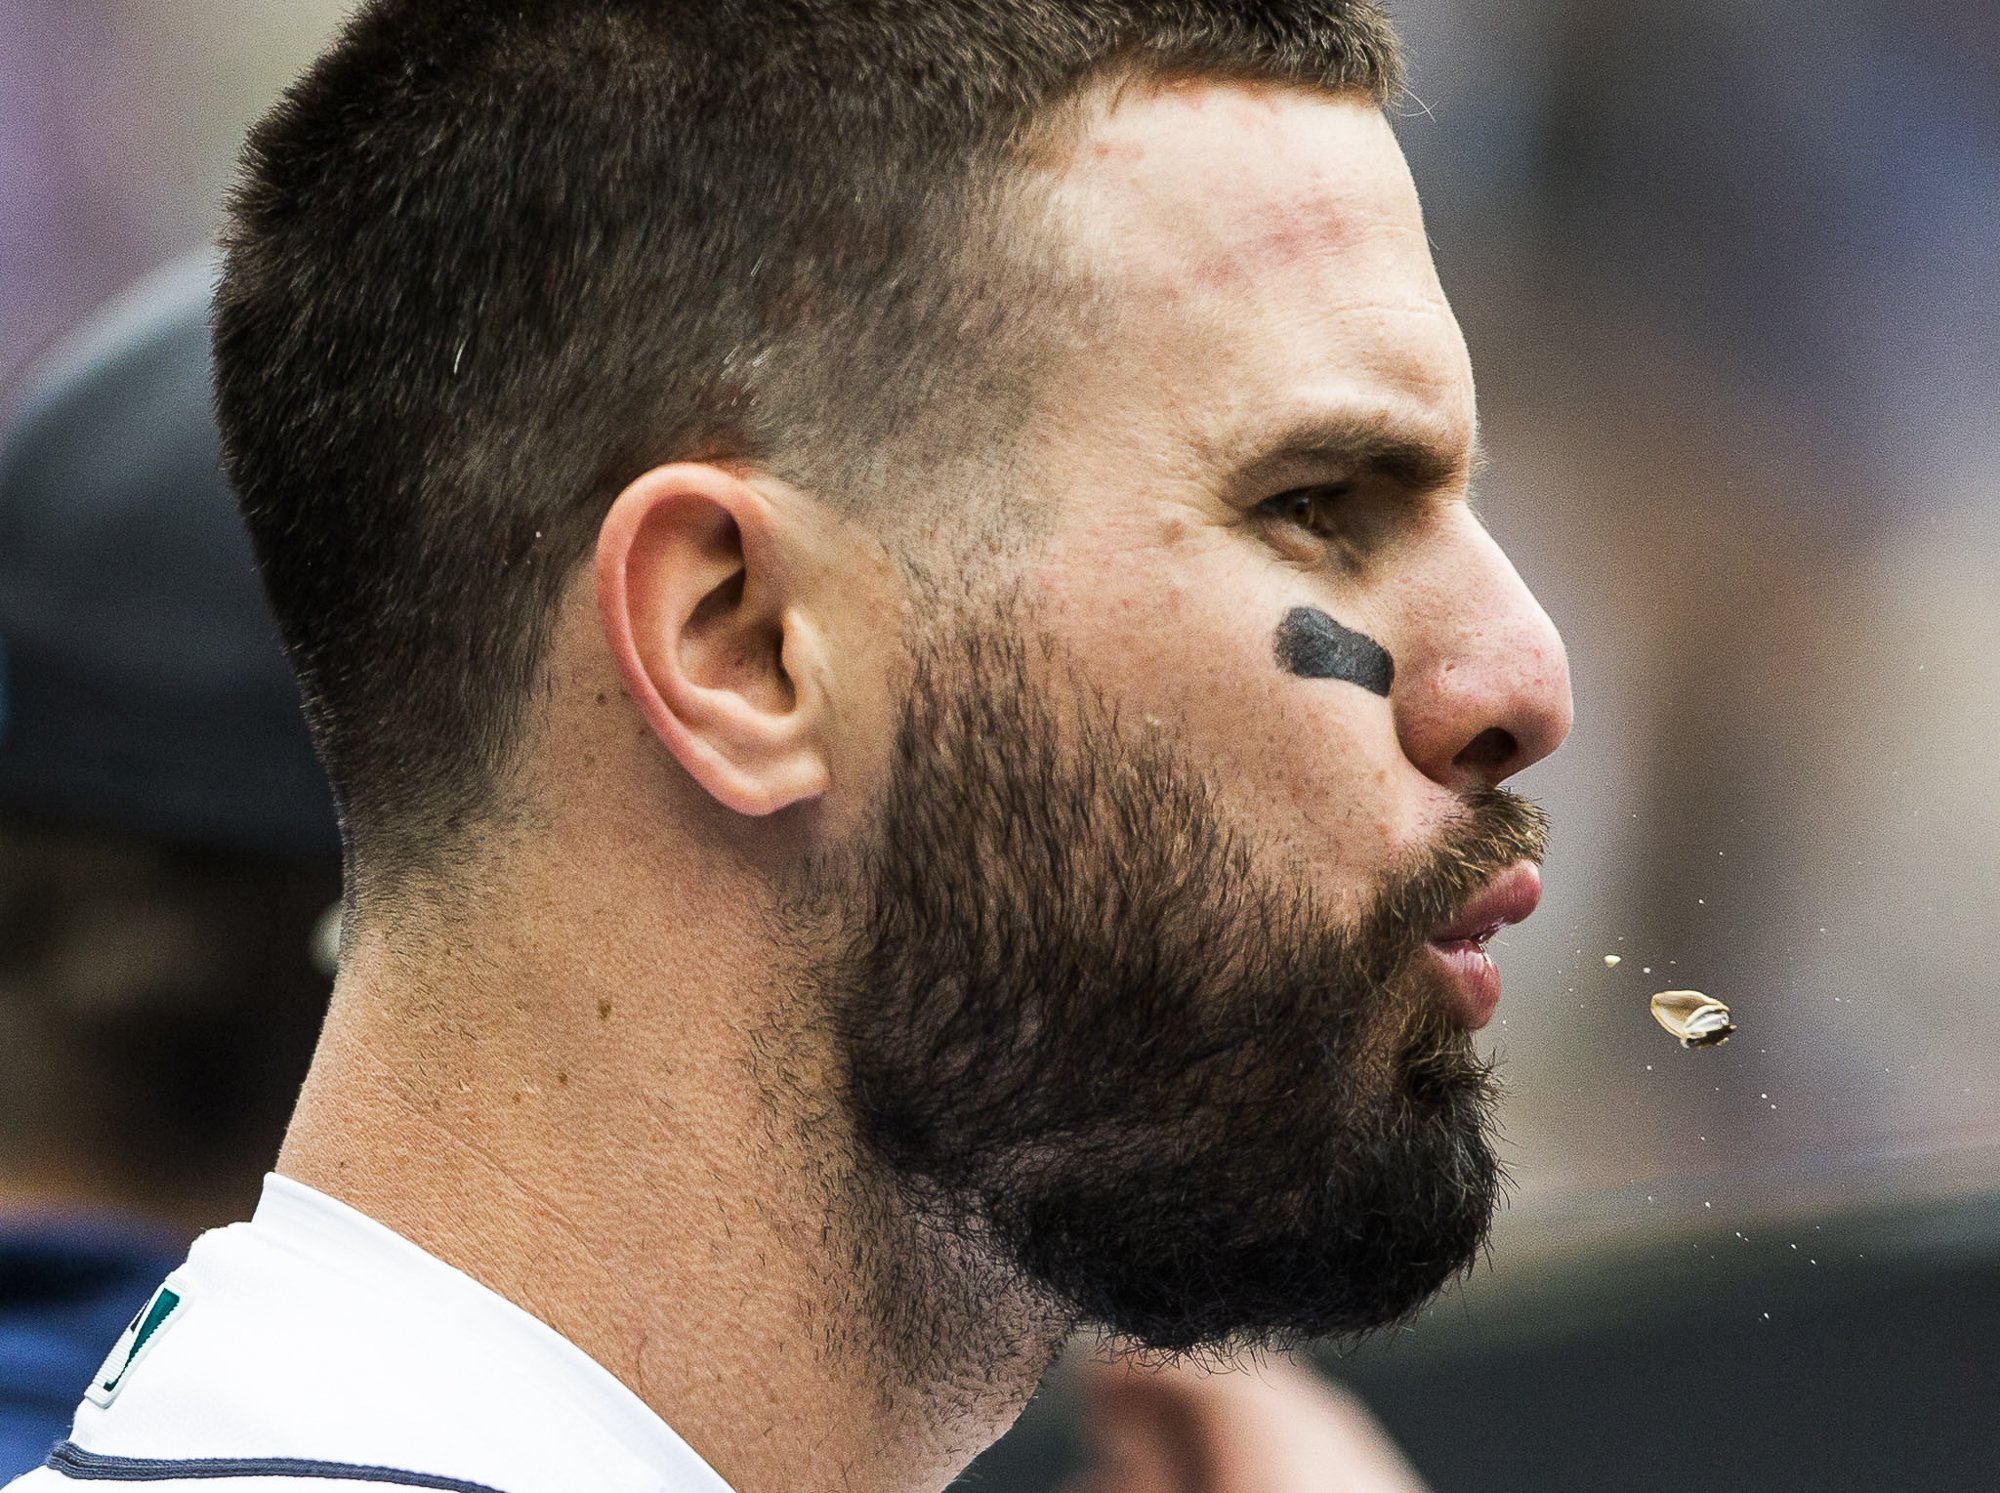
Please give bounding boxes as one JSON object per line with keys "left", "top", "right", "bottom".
{"left": 1454, "top": 726, "right": 1517, "bottom": 778}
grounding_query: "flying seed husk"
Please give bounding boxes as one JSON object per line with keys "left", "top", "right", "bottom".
{"left": 1651, "top": 990, "right": 1735, "bottom": 1048}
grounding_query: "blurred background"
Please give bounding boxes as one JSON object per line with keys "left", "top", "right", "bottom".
{"left": 3, "top": 0, "right": 1996, "bottom": 1487}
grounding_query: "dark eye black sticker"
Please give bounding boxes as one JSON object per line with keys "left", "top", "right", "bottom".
{"left": 1273, "top": 606, "right": 1394, "bottom": 697}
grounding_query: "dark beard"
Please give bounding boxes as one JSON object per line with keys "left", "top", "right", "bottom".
{"left": 821, "top": 620, "right": 1549, "bottom": 1355}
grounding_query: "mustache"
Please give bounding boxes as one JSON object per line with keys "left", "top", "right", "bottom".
{"left": 1354, "top": 787, "right": 1551, "bottom": 990}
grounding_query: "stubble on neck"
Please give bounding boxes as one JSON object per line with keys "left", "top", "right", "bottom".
{"left": 280, "top": 877, "right": 1066, "bottom": 1493}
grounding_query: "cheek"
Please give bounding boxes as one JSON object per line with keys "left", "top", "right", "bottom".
{"left": 1034, "top": 541, "right": 1426, "bottom": 897}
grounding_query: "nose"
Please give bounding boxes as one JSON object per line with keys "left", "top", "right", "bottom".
{"left": 1392, "top": 521, "right": 1573, "bottom": 792}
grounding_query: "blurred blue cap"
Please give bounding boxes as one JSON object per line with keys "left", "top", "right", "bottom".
{"left": 0, "top": 256, "right": 338, "bottom": 859}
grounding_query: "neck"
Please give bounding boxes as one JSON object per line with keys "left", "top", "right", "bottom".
{"left": 278, "top": 882, "right": 1061, "bottom": 1493}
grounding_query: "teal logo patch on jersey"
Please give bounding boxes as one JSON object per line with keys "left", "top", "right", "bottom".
{"left": 85, "top": 1280, "right": 188, "bottom": 1408}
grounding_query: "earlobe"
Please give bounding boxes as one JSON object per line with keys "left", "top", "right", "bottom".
{"left": 595, "top": 464, "right": 832, "bottom": 817}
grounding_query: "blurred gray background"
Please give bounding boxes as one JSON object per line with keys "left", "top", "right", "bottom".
{"left": 5, "top": 1, "right": 1997, "bottom": 1487}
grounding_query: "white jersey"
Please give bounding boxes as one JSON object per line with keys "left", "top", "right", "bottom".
{"left": 5, "top": 1176, "right": 735, "bottom": 1493}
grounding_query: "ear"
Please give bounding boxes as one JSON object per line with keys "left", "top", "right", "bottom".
{"left": 595, "top": 464, "right": 831, "bottom": 817}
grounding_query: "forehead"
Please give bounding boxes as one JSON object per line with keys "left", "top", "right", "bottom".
{"left": 1039, "top": 80, "right": 1474, "bottom": 480}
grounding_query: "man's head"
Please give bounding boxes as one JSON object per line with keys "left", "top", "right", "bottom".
{"left": 220, "top": 1, "right": 1571, "bottom": 1360}
{"left": 215, "top": 0, "right": 1404, "bottom": 879}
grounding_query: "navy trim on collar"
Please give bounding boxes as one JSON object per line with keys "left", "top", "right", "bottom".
{"left": 45, "top": 1442, "right": 511, "bottom": 1493}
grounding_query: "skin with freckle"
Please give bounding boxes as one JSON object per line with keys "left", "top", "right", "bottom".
{"left": 1019, "top": 88, "right": 1572, "bottom": 880}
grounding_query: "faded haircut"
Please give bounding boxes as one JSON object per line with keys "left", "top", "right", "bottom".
{"left": 214, "top": 0, "right": 1402, "bottom": 881}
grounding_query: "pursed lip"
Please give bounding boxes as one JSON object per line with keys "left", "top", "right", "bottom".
{"left": 1424, "top": 861, "right": 1543, "bottom": 1031}
{"left": 1429, "top": 861, "right": 1544, "bottom": 948}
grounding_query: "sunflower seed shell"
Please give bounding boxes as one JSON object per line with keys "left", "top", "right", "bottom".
{"left": 1651, "top": 990, "right": 1735, "bottom": 1048}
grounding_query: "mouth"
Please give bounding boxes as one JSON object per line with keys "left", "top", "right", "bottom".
{"left": 1424, "top": 861, "right": 1543, "bottom": 1030}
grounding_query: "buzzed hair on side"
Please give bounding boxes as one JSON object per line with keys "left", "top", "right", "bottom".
{"left": 214, "top": 0, "right": 1402, "bottom": 885}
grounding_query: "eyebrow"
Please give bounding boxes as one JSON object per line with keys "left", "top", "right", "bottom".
{"left": 1217, "top": 409, "right": 1480, "bottom": 499}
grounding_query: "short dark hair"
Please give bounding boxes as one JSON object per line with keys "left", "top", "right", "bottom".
{"left": 215, "top": 0, "right": 1401, "bottom": 882}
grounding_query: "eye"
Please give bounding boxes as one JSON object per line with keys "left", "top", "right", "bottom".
{"left": 1259, "top": 483, "right": 1353, "bottom": 540}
